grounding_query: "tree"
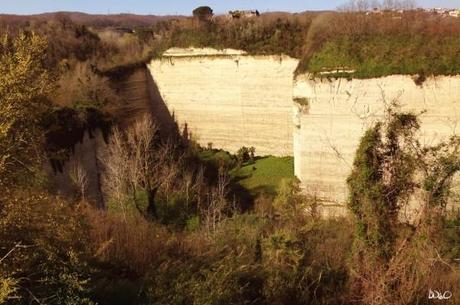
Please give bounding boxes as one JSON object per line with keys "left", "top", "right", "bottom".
{"left": 202, "top": 165, "right": 231, "bottom": 234}
{"left": 273, "top": 178, "right": 311, "bottom": 222}
{"left": 69, "top": 159, "right": 89, "bottom": 203}
{"left": 0, "top": 32, "right": 55, "bottom": 185}
{"left": 236, "top": 146, "right": 250, "bottom": 166}
{"left": 0, "top": 192, "right": 94, "bottom": 304}
{"left": 54, "top": 12, "right": 72, "bottom": 30}
{"left": 347, "top": 106, "right": 460, "bottom": 305}
{"left": 339, "top": 0, "right": 416, "bottom": 11}
{"left": 192, "top": 6, "right": 213, "bottom": 22}
{"left": 102, "top": 116, "right": 179, "bottom": 218}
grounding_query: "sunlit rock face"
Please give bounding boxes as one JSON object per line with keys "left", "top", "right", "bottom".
{"left": 147, "top": 48, "right": 460, "bottom": 215}
{"left": 293, "top": 74, "right": 460, "bottom": 213}
{"left": 148, "top": 48, "right": 299, "bottom": 156}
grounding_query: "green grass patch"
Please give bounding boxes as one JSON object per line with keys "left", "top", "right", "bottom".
{"left": 196, "top": 149, "right": 295, "bottom": 198}
{"left": 231, "top": 156, "right": 295, "bottom": 197}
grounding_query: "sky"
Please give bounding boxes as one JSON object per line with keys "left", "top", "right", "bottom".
{"left": 1, "top": 0, "right": 460, "bottom": 16}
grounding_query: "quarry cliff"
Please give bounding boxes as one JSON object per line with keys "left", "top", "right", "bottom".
{"left": 145, "top": 48, "right": 460, "bottom": 212}
{"left": 148, "top": 48, "right": 299, "bottom": 156}
{"left": 293, "top": 74, "right": 460, "bottom": 212}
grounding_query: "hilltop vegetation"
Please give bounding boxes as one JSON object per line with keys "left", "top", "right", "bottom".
{"left": 300, "top": 11, "right": 460, "bottom": 78}
{"left": 146, "top": 7, "right": 460, "bottom": 79}
{"left": 150, "top": 12, "right": 313, "bottom": 59}
{"left": 5, "top": 7, "right": 460, "bottom": 79}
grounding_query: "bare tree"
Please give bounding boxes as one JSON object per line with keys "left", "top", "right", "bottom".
{"left": 101, "top": 127, "right": 131, "bottom": 218}
{"left": 102, "top": 115, "right": 180, "bottom": 218}
{"left": 339, "top": 0, "right": 371, "bottom": 11}
{"left": 126, "top": 117, "right": 180, "bottom": 217}
{"left": 339, "top": 0, "right": 416, "bottom": 11}
{"left": 69, "top": 159, "right": 88, "bottom": 203}
{"left": 383, "top": 0, "right": 416, "bottom": 10}
{"left": 202, "top": 166, "right": 231, "bottom": 234}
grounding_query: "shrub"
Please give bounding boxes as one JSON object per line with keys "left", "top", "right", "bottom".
{"left": 0, "top": 32, "right": 55, "bottom": 186}
{"left": 347, "top": 106, "right": 460, "bottom": 305}
{"left": 236, "top": 146, "right": 251, "bottom": 166}
{"left": 0, "top": 192, "right": 94, "bottom": 304}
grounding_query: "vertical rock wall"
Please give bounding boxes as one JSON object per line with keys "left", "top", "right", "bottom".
{"left": 50, "top": 66, "right": 170, "bottom": 207}
{"left": 148, "top": 49, "right": 299, "bottom": 156}
{"left": 293, "top": 74, "right": 460, "bottom": 211}
{"left": 146, "top": 48, "right": 460, "bottom": 213}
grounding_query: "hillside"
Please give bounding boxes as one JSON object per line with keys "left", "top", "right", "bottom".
{"left": 0, "top": 12, "right": 181, "bottom": 27}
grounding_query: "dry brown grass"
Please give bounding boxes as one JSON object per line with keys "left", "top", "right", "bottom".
{"left": 84, "top": 206, "right": 174, "bottom": 273}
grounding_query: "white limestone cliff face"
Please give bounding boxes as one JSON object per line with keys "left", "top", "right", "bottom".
{"left": 147, "top": 49, "right": 299, "bottom": 156}
{"left": 146, "top": 48, "right": 460, "bottom": 214}
{"left": 293, "top": 74, "right": 460, "bottom": 212}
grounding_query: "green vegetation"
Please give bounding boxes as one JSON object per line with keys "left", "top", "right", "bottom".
{"left": 145, "top": 9, "right": 460, "bottom": 79}
{"left": 296, "top": 12, "right": 460, "bottom": 79}
{"left": 0, "top": 32, "right": 55, "bottom": 186}
{"left": 198, "top": 148, "right": 234, "bottom": 167}
{"left": 347, "top": 106, "right": 460, "bottom": 304}
{"left": 197, "top": 148, "right": 295, "bottom": 197}
{"left": 231, "top": 156, "right": 295, "bottom": 197}
{"left": 7, "top": 8, "right": 460, "bottom": 80}
{"left": 306, "top": 34, "right": 460, "bottom": 78}
{"left": 151, "top": 13, "right": 314, "bottom": 59}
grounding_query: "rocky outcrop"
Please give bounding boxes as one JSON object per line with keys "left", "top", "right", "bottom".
{"left": 148, "top": 49, "right": 299, "bottom": 156}
{"left": 49, "top": 66, "right": 175, "bottom": 206}
{"left": 293, "top": 74, "right": 460, "bottom": 212}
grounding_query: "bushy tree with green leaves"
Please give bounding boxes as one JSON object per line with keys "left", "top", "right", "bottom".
{"left": 0, "top": 32, "right": 55, "bottom": 186}
{"left": 347, "top": 106, "right": 460, "bottom": 304}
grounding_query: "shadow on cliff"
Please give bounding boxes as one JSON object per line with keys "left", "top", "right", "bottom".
{"left": 106, "top": 64, "right": 181, "bottom": 140}
{"left": 45, "top": 64, "right": 256, "bottom": 212}
{"left": 145, "top": 68, "right": 181, "bottom": 139}
{"left": 43, "top": 107, "right": 111, "bottom": 208}
{"left": 44, "top": 64, "right": 181, "bottom": 208}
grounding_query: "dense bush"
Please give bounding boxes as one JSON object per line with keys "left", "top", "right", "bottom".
{"left": 193, "top": 6, "right": 214, "bottom": 22}
{"left": 347, "top": 106, "right": 460, "bottom": 304}
{"left": 0, "top": 191, "right": 94, "bottom": 304}
{"left": 151, "top": 13, "right": 314, "bottom": 58}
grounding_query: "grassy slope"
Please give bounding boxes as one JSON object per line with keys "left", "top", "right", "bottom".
{"left": 197, "top": 149, "right": 295, "bottom": 197}
{"left": 231, "top": 156, "right": 295, "bottom": 197}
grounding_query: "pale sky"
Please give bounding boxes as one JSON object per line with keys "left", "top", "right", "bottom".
{"left": 0, "top": 0, "right": 459, "bottom": 15}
